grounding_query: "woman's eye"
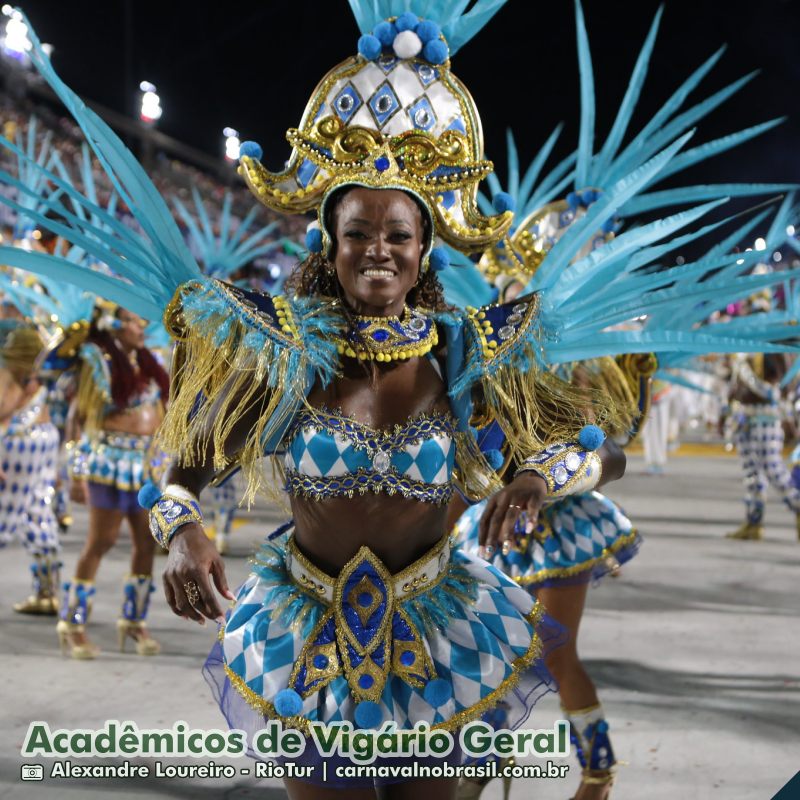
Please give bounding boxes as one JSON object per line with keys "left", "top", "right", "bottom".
{"left": 345, "top": 230, "right": 367, "bottom": 239}
{"left": 390, "top": 232, "right": 412, "bottom": 242}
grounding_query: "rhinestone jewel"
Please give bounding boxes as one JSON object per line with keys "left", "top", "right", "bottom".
{"left": 414, "top": 109, "right": 431, "bottom": 126}
{"left": 506, "top": 312, "right": 523, "bottom": 325}
{"left": 553, "top": 465, "right": 569, "bottom": 485}
{"left": 498, "top": 325, "right": 515, "bottom": 340}
{"left": 512, "top": 303, "right": 528, "bottom": 314}
{"left": 408, "top": 316, "right": 426, "bottom": 332}
{"left": 372, "top": 450, "right": 391, "bottom": 473}
{"left": 157, "top": 499, "right": 174, "bottom": 512}
{"left": 565, "top": 452, "right": 581, "bottom": 470}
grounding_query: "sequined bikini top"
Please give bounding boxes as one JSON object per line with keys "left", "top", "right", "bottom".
{"left": 283, "top": 406, "right": 456, "bottom": 505}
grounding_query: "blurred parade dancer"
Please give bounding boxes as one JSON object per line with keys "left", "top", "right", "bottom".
{"left": 641, "top": 377, "right": 672, "bottom": 474}
{"left": 60, "top": 304, "right": 169, "bottom": 658}
{"left": 725, "top": 353, "right": 800, "bottom": 540}
{"left": 0, "top": 321, "right": 61, "bottom": 615}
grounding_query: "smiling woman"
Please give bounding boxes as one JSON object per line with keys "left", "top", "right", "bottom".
{"left": 333, "top": 188, "right": 426, "bottom": 316}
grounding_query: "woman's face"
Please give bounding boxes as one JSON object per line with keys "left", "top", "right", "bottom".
{"left": 332, "top": 187, "right": 425, "bottom": 317}
{"left": 114, "top": 309, "right": 146, "bottom": 351}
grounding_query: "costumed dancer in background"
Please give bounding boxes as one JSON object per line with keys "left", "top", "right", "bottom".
{"left": 59, "top": 302, "right": 169, "bottom": 658}
{"left": 3, "top": 3, "right": 800, "bottom": 797}
{"left": 640, "top": 376, "right": 672, "bottom": 475}
{"left": 0, "top": 320, "right": 61, "bottom": 614}
{"left": 724, "top": 351, "right": 799, "bottom": 540}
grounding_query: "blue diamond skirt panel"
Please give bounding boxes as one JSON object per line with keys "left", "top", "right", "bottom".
{"left": 455, "top": 492, "right": 641, "bottom": 590}
{"left": 71, "top": 431, "right": 153, "bottom": 513}
{"left": 204, "top": 528, "right": 565, "bottom": 785}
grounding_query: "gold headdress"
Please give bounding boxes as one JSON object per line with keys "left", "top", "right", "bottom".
{"left": 238, "top": 11, "right": 513, "bottom": 255}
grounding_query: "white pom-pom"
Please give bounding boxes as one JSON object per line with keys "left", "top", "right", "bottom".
{"left": 393, "top": 30, "right": 422, "bottom": 59}
{"left": 306, "top": 220, "right": 321, "bottom": 233}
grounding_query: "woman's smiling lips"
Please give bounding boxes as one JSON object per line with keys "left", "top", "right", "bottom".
{"left": 360, "top": 266, "right": 396, "bottom": 280}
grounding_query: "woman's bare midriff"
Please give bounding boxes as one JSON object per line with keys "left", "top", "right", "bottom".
{"left": 102, "top": 403, "right": 162, "bottom": 436}
{"left": 291, "top": 493, "right": 448, "bottom": 574}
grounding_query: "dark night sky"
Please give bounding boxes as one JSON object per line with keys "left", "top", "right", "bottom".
{"left": 13, "top": 0, "right": 800, "bottom": 188}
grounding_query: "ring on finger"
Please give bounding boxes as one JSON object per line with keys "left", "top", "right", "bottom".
{"left": 482, "top": 544, "right": 496, "bottom": 557}
{"left": 501, "top": 540, "right": 513, "bottom": 556}
{"left": 184, "top": 580, "right": 200, "bottom": 606}
{"left": 508, "top": 504, "right": 524, "bottom": 511}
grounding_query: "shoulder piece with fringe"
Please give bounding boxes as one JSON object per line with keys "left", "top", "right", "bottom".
{"left": 76, "top": 341, "right": 111, "bottom": 434}
{"left": 447, "top": 293, "right": 631, "bottom": 477}
{"left": 158, "top": 278, "right": 343, "bottom": 504}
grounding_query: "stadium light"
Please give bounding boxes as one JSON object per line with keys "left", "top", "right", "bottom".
{"left": 2, "top": 9, "right": 31, "bottom": 60}
{"left": 139, "top": 81, "right": 162, "bottom": 124}
{"left": 223, "top": 127, "right": 240, "bottom": 161}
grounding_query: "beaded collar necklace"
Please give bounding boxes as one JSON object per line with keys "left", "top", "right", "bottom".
{"left": 335, "top": 306, "right": 438, "bottom": 362}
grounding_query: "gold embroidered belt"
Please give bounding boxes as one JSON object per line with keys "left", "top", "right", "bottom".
{"left": 284, "top": 533, "right": 452, "bottom": 703}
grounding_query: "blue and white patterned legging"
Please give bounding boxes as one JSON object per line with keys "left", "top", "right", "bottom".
{"left": 736, "top": 417, "right": 800, "bottom": 524}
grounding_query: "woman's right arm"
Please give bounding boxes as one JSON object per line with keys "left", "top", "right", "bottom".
{"left": 160, "top": 378, "right": 271, "bottom": 624}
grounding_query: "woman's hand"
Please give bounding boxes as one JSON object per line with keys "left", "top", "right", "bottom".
{"left": 478, "top": 471, "right": 547, "bottom": 559}
{"left": 162, "top": 522, "right": 235, "bottom": 624}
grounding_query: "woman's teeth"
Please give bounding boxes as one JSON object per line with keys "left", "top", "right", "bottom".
{"left": 362, "top": 269, "right": 394, "bottom": 278}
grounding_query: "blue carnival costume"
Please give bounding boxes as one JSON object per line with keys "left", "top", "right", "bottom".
{"left": 0, "top": 322, "right": 62, "bottom": 616}
{"left": 2, "top": 0, "right": 800, "bottom": 784}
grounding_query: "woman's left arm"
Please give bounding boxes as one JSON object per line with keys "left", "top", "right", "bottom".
{"left": 477, "top": 438, "right": 625, "bottom": 557}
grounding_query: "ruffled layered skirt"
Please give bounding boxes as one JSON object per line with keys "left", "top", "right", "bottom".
{"left": 455, "top": 492, "right": 641, "bottom": 590}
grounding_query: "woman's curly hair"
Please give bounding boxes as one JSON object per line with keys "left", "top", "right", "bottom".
{"left": 284, "top": 186, "right": 450, "bottom": 312}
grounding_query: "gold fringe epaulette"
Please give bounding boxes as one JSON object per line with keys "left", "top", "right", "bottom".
{"left": 157, "top": 279, "right": 342, "bottom": 505}
{"left": 76, "top": 343, "right": 112, "bottom": 435}
{"left": 449, "top": 294, "right": 633, "bottom": 478}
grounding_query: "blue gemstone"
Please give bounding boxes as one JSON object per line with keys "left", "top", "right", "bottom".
{"left": 400, "top": 650, "right": 416, "bottom": 667}
{"left": 358, "top": 673, "right": 374, "bottom": 689}
{"left": 374, "top": 156, "right": 390, "bottom": 172}
{"left": 357, "top": 591, "right": 373, "bottom": 607}
{"left": 372, "top": 329, "right": 390, "bottom": 342}
{"left": 313, "top": 654, "right": 329, "bottom": 670}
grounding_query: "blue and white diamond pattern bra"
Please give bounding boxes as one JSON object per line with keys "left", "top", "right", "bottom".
{"left": 283, "top": 407, "right": 456, "bottom": 504}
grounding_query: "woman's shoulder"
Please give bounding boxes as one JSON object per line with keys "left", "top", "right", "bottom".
{"left": 164, "top": 278, "right": 342, "bottom": 363}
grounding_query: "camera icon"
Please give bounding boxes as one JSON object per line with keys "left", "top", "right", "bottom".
{"left": 21, "top": 764, "right": 43, "bottom": 781}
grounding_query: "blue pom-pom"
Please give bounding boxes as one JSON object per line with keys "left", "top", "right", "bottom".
{"left": 601, "top": 216, "right": 616, "bottom": 234}
{"left": 305, "top": 228, "right": 323, "bottom": 253}
{"left": 373, "top": 21, "right": 397, "bottom": 47}
{"left": 428, "top": 246, "right": 449, "bottom": 272}
{"left": 492, "top": 192, "right": 515, "bottom": 214}
{"left": 239, "top": 141, "right": 263, "bottom": 160}
{"left": 566, "top": 191, "right": 579, "bottom": 210}
{"left": 484, "top": 448, "right": 505, "bottom": 470}
{"left": 395, "top": 11, "right": 418, "bottom": 31}
{"left": 422, "top": 38, "right": 448, "bottom": 64}
{"left": 415, "top": 19, "right": 441, "bottom": 43}
{"left": 137, "top": 481, "right": 162, "bottom": 510}
{"left": 578, "top": 424, "right": 606, "bottom": 451}
{"left": 596, "top": 720, "right": 609, "bottom": 734}
{"left": 358, "top": 34, "right": 382, "bottom": 60}
{"left": 423, "top": 678, "right": 452, "bottom": 708}
{"left": 580, "top": 189, "right": 598, "bottom": 206}
{"left": 354, "top": 700, "right": 384, "bottom": 729}
{"left": 274, "top": 688, "right": 303, "bottom": 716}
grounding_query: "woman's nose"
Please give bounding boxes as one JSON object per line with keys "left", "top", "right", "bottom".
{"left": 366, "top": 236, "right": 391, "bottom": 261}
